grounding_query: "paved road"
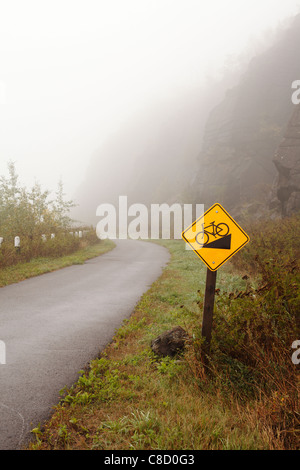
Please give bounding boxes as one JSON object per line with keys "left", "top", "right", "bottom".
{"left": 0, "top": 239, "right": 170, "bottom": 450}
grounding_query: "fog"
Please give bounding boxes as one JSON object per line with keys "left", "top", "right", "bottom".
{"left": 0, "top": 0, "right": 299, "bottom": 223}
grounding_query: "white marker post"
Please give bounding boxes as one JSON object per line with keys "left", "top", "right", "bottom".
{"left": 14, "top": 236, "right": 20, "bottom": 253}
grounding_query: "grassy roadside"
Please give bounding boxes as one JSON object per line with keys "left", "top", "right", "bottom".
{"left": 27, "top": 232, "right": 299, "bottom": 450}
{"left": 0, "top": 239, "right": 115, "bottom": 287}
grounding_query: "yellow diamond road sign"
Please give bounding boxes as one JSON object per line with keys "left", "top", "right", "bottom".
{"left": 182, "top": 203, "right": 250, "bottom": 271}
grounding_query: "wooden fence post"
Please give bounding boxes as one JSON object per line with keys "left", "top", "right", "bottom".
{"left": 201, "top": 268, "right": 217, "bottom": 355}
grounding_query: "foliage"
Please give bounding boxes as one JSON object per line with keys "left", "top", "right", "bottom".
{"left": 0, "top": 239, "right": 115, "bottom": 287}
{"left": 0, "top": 162, "right": 85, "bottom": 266}
{"left": 202, "top": 213, "right": 300, "bottom": 448}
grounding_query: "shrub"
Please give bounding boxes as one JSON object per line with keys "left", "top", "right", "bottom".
{"left": 0, "top": 162, "right": 92, "bottom": 267}
{"left": 192, "top": 213, "right": 300, "bottom": 448}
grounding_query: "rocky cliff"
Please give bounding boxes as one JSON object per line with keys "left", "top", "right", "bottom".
{"left": 73, "top": 14, "right": 300, "bottom": 225}
{"left": 271, "top": 104, "right": 300, "bottom": 217}
{"left": 192, "top": 14, "right": 300, "bottom": 219}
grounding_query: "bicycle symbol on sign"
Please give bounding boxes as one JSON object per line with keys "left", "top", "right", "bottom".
{"left": 195, "top": 221, "right": 230, "bottom": 247}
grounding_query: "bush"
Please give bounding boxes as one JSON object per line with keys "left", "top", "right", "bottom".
{"left": 0, "top": 162, "right": 96, "bottom": 267}
{"left": 195, "top": 213, "right": 300, "bottom": 448}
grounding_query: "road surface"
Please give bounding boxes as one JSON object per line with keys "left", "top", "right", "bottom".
{"left": 0, "top": 239, "right": 170, "bottom": 450}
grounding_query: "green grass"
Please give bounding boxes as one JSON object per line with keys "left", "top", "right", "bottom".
{"left": 25, "top": 214, "right": 300, "bottom": 450}
{"left": 0, "top": 239, "right": 115, "bottom": 287}
{"left": 27, "top": 235, "right": 299, "bottom": 451}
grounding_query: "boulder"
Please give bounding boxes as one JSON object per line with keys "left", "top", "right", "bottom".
{"left": 151, "top": 326, "right": 189, "bottom": 357}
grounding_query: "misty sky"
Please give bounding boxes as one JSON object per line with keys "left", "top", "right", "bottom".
{"left": 0, "top": 0, "right": 299, "bottom": 200}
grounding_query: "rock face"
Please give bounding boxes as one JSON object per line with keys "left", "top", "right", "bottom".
{"left": 271, "top": 105, "right": 300, "bottom": 217}
{"left": 73, "top": 15, "right": 300, "bottom": 225}
{"left": 151, "top": 326, "right": 189, "bottom": 357}
{"left": 192, "top": 14, "right": 300, "bottom": 218}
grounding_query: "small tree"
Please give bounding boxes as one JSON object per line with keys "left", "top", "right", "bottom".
{"left": 51, "top": 179, "right": 76, "bottom": 231}
{"left": 0, "top": 162, "right": 76, "bottom": 239}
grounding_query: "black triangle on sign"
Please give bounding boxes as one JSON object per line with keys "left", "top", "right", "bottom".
{"left": 203, "top": 234, "right": 231, "bottom": 250}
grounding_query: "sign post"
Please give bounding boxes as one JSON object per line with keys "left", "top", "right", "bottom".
{"left": 202, "top": 268, "right": 217, "bottom": 352}
{"left": 182, "top": 203, "right": 250, "bottom": 353}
